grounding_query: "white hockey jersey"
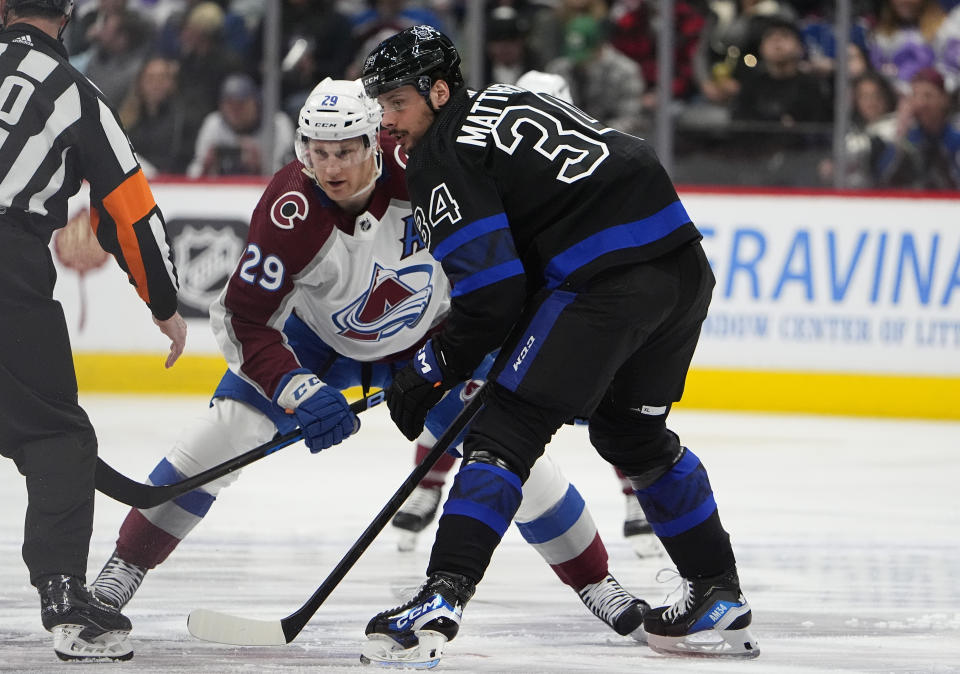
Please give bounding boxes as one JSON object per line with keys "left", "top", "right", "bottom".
{"left": 210, "top": 135, "right": 451, "bottom": 399}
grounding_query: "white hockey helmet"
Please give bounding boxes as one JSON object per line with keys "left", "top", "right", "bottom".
{"left": 295, "top": 78, "right": 383, "bottom": 170}
{"left": 516, "top": 70, "right": 573, "bottom": 104}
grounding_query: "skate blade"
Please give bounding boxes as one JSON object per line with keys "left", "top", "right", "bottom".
{"left": 52, "top": 624, "right": 134, "bottom": 661}
{"left": 360, "top": 630, "right": 448, "bottom": 669}
{"left": 646, "top": 625, "right": 760, "bottom": 658}
{"left": 397, "top": 531, "right": 419, "bottom": 553}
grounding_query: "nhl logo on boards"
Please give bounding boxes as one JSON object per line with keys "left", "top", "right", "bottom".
{"left": 168, "top": 220, "right": 246, "bottom": 318}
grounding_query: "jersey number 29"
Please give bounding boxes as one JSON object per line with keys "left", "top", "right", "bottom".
{"left": 238, "top": 244, "right": 285, "bottom": 291}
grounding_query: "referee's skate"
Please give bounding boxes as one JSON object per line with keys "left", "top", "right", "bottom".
{"left": 38, "top": 575, "right": 133, "bottom": 662}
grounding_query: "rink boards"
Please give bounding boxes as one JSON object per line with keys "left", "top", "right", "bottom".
{"left": 57, "top": 182, "right": 960, "bottom": 420}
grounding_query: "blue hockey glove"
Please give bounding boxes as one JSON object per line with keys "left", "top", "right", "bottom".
{"left": 274, "top": 369, "right": 359, "bottom": 453}
{"left": 387, "top": 337, "right": 461, "bottom": 441}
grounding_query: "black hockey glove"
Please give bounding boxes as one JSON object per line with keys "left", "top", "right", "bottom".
{"left": 387, "top": 337, "right": 461, "bottom": 441}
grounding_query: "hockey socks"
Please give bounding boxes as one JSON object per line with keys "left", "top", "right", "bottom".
{"left": 426, "top": 462, "right": 523, "bottom": 581}
{"left": 632, "top": 448, "right": 735, "bottom": 578}
{"left": 515, "top": 483, "right": 608, "bottom": 589}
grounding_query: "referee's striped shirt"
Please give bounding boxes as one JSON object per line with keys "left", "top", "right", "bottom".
{"left": 0, "top": 22, "right": 179, "bottom": 320}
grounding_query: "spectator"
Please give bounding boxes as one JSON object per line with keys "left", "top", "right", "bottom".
{"left": 869, "top": 0, "right": 947, "bottom": 95}
{"left": 270, "top": 0, "right": 356, "bottom": 119}
{"left": 486, "top": 0, "right": 561, "bottom": 71}
{"left": 936, "top": 4, "right": 960, "bottom": 91}
{"left": 545, "top": 14, "right": 646, "bottom": 135}
{"left": 793, "top": 0, "right": 874, "bottom": 82}
{"left": 351, "top": 0, "right": 447, "bottom": 48}
{"left": 730, "top": 17, "right": 833, "bottom": 145}
{"left": 119, "top": 56, "right": 199, "bottom": 175}
{"left": 77, "top": 8, "right": 153, "bottom": 106}
{"left": 484, "top": 5, "right": 544, "bottom": 84}
{"left": 819, "top": 70, "right": 900, "bottom": 187}
{"left": 346, "top": 0, "right": 448, "bottom": 79}
{"left": 155, "top": 0, "right": 252, "bottom": 62}
{"left": 163, "top": 1, "right": 246, "bottom": 131}
{"left": 691, "top": 0, "right": 795, "bottom": 107}
{"left": 63, "top": 0, "right": 129, "bottom": 55}
{"left": 536, "top": 0, "right": 609, "bottom": 64}
{"left": 877, "top": 66, "right": 960, "bottom": 188}
{"left": 187, "top": 72, "right": 295, "bottom": 177}
{"left": 609, "top": 0, "right": 706, "bottom": 121}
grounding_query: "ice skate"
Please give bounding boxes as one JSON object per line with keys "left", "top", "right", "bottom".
{"left": 623, "top": 495, "right": 663, "bottom": 558}
{"left": 392, "top": 485, "right": 442, "bottom": 552}
{"left": 38, "top": 574, "right": 133, "bottom": 662}
{"left": 642, "top": 567, "right": 759, "bottom": 658}
{"left": 91, "top": 548, "right": 147, "bottom": 610}
{"left": 360, "top": 571, "right": 475, "bottom": 669}
{"left": 578, "top": 573, "right": 650, "bottom": 638}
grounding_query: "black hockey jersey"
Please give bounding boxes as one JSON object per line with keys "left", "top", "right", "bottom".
{"left": 404, "top": 83, "right": 701, "bottom": 377}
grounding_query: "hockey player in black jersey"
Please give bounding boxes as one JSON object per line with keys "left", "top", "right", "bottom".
{"left": 360, "top": 25, "right": 759, "bottom": 666}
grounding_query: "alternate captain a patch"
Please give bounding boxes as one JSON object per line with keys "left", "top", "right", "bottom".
{"left": 332, "top": 263, "right": 435, "bottom": 341}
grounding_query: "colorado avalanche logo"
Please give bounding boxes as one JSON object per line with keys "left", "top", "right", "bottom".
{"left": 332, "top": 263, "right": 434, "bottom": 341}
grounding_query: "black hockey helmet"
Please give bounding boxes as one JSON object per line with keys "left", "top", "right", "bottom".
{"left": 361, "top": 25, "right": 464, "bottom": 100}
{"left": 5, "top": 0, "right": 74, "bottom": 18}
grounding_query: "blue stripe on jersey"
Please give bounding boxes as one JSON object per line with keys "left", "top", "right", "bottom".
{"left": 543, "top": 200, "right": 691, "bottom": 288}
{"left": 515, "top": 484, "right": 585, "bottom": 544}
{"left": 450, "top": 259, "right": 525, "bottom": 297}
{"left": 148, "top": 458, "right": 217, "bottom": 517}
{"left": 634, "top": 448, "right": 717, "bottom": 538}
{"left": 442, "top": 462, "right": 523, "bottom": 537}
{"left": 433, "top": 213, "right": 510, "bottom": 261}
{"left": 497, "top": 289, "right": 575, "bottom": 392}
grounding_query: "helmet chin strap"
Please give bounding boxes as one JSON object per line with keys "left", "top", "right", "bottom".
{"left": 345, "top": 147, "right": 383, "bottom": 201}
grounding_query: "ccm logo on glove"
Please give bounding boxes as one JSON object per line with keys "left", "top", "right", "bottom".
{"left": 274, "top": 369, "right": 359, "bottom": 452}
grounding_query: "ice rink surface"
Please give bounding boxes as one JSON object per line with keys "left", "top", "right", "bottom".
{"left": 1, "top": 394, "right": 958, "bottom": 673}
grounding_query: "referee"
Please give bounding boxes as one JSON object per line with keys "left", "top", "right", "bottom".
{"left": 0, "top": 0, "right": 186, "bottom": 661}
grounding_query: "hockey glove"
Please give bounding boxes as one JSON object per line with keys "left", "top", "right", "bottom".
{"left": 274, "top": 369, "right": 359, "bottom": 453}
{"left": 387, "top": 337, "right": 461, "bottom": 441}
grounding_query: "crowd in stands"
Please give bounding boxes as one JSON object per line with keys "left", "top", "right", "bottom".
{"left": 66, "top": 0, "right": 960, "bottom": 189}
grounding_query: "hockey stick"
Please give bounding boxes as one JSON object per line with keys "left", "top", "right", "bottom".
{"left": 186, "top": 384, "right": 488, "bottom": 646}
{"left": 94, "top": 392, "right": 386, "bottom": 509}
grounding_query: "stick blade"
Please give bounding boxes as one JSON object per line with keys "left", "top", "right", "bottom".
{"left": 187, "top": 608, "right": 287, "bottom": 646}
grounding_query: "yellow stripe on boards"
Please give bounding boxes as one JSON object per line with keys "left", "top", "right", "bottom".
{"left": 74, "top": 353, "right": 228, "bottom": 394}
{"left": 680, "top": 369, "right": 960, "bottom": 420}
{"left": 73, "top": 354, "right": 960, "bottom": 420}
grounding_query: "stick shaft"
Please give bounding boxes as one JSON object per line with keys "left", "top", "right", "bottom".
{"left": 279, "top": 385, "right": 486, "bottom": 642}
{"left": 96, "top": 392, "right": 385, "bottom": 508}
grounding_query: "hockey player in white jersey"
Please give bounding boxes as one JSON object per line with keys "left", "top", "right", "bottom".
{"left": 89, "top": 78, "right": 649, "bottom": 642}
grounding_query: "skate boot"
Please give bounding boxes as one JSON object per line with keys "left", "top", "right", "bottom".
{"left": 360, "top": 571, "right": 475, "bottom": 669}
{"left": 391, "top": 484, "right": 442, "bottom": 552}
{"left": 91, "top": 549, "right": 147, "bottom": 610}
{"left": 643, "top": 567, "right": 759, "bottom": 658}
{"left": 577, "top": 573, "right": 650, "bottom": 639}
{"left": 623, "top": 495, "right": 663, "bottom": 558}
{"left": 38, "top": 574, "right": 133, "bottom": 661}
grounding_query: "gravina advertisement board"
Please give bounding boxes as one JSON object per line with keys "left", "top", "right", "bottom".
{"left": 53, "top": 181, "right": 959, "bottom": 419}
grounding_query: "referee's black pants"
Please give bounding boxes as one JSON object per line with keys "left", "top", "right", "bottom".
{"left": 0, "top": 224, "right": 97, "bottom": 586}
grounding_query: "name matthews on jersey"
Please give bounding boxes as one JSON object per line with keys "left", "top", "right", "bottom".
{"left": 455, "top": 84, "right": 521, "bottom": 148}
